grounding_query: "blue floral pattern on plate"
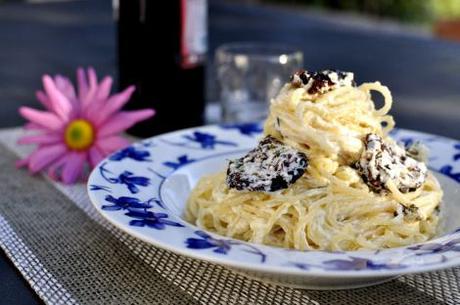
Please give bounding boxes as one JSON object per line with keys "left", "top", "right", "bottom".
{"left": 109, "top": 146, "right": 152, "bottom": 162}
{"left": 186, "top": 231, "right": 266, "bottom": 262}
{"left": 220, "top": 122, "right": 263, "bottom": 136}
{"left": 453, "top": 144, "right": 460, "bottom": 161}
{"left": 99, "top": 163, "right": 150, "bottom": 194}
{"left": 163, "top": 155, "right": 196, "bottom": 170}
{"left": 407, "top": 238, "right": 460, "bottom": 255}
{"left": 161, "top": 131, "right": 238, "bottom": 150}
{"left": 290, "top": 257, "right": 406, "bottom": 271}
{"left": 126, "top": 210, "right": 184, "bottom": 230}
{"left": 88, "top": 125, "right": 460, "bottom": 276}
{"left": 102, "top": 195, "right": 153, "bottom": 211}
{"left": 440, "top": 165, "right": 460, "bottom": 183}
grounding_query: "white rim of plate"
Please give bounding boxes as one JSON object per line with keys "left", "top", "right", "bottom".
{"left": 87, "top": 124, "right": 460, "bottom": 278}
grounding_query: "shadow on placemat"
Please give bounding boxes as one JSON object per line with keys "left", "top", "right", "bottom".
{"left": 305, "top": 279, "right": 447, "bottom": 305}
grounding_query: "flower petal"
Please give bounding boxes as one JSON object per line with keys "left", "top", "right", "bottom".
{"left": 43, "top": 75, "right": 73, "bottom": 121}
{"left": 28, "top": 144, "right": 67, "bottom": 173}
{"left": 93, "top": 86, "right": 135, "bottom": 126}
{"left": 16, "top": 156, "right": 30, "bottom": 168}
{"left": 96, "top": 136, "right": 130, "bottom": 154}
{"left": 95, "top": 76, "right": 113, "bottom": 102}
{"left": 18, "top": 133, "right": 62, "bottom": 145}
{"left": 88, "top": 67, "right": 98, "bottom": 89}
{"left": 54, "top": 75, "right": 76, "bottom": 100}
{"left": 47, "top": 154, "right": 68, "bottom": 181}
{"left": 81, "top": 67, "right": 98, "bottom": 112}
{"left": 35, "top": 90, "right": 52, "bottom": 110}
{"left": 19, "top": 107, "right": 64, "bottom": 130}
{"left": 97, "top": 109, "right": 155, "bottom": 137}
{"left": 24, "top": 122, "right": 45, "bottom": 130}
{"left": 61, "top": 152, "right": 86, "bottom": 184}
{"left": 77, "top": 67, "right": 89, "bottom": 101}
{"left": 84, "top": 76, "right": 114, "bottom": 121}
{"left": 88, "top": 146, "right": 105, "bottom": 168}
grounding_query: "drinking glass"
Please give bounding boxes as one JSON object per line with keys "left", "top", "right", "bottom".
{"left": 216, "top": 43, "right": 303, "bottom": 123}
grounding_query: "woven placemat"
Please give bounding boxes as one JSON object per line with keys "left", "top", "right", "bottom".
{"left": 0, "top": 128, "right": 458, "bottom": 305}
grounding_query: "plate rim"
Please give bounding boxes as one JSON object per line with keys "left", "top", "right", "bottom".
{"left": 87, "top": 124, "right": 460, "bottom": 278}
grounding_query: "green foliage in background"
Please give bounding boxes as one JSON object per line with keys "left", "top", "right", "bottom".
{"left": 431, "top": 0, "right": 460, "bottom": 20}
{"left": 267, "top": 0, "right": 460, "bottom": 23}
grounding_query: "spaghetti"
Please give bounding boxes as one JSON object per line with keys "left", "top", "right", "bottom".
{"left": 186, "top": 70, "right": 442, "bottom": 251}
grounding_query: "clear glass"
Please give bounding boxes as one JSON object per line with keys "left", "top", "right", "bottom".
{"left": 216, "top": 43, "right": 303, "bottom": 123}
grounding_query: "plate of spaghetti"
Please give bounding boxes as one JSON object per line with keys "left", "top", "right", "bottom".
{"left": 88, "top": 70, "right": 460, "bottom": 289}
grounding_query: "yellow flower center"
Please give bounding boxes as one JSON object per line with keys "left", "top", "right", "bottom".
{"left": 64, "top": 119, "right": 95, "bottom": 150}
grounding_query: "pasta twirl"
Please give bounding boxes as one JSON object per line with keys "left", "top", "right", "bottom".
{"left": 186, "top": 73, "right": 443, "bottom": 251}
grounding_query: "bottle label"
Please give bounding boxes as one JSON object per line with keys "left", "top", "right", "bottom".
{"left": 181, "top": 0, "right": 207, "bottom": 68}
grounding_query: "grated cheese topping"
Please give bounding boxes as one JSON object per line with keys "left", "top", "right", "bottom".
{"left": 357, "top": 134, "right": 427, "bottom": 193}
{"left": 226, "top": 136, "right": 308, "bottom": 192}
{"left": 290, "top": 69, "right": 356, "bottom": 95}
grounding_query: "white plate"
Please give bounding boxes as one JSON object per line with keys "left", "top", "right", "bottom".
{"left": 87, "top": 123, "right": 460, "bottom": 289}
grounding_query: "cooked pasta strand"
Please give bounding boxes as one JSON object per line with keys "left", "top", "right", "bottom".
{"left": 186, "top": 81, "right": 442, "bottom": 251}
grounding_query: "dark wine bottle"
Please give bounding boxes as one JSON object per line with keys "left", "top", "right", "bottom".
{"left": 116, "top": 0, "right": 207, "bottom": 137}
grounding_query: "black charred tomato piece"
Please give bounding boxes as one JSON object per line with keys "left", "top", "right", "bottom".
{"left": 289, "top": 69, "right": 356, "bottom": 95}
{"left": 226, "top": 136, "right": 308, "bottom": 192}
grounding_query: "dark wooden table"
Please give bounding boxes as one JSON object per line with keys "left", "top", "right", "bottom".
{"left": 1, "top": 0, "right": 460, "bottom": 304}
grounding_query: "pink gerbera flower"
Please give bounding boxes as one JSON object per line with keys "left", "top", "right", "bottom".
{"left": 17, "top": 67, "right": 155, "bottom": 184}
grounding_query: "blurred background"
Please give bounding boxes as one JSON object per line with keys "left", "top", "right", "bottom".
{"left": 1, "top": 0, "right": 460, "bottom": 137}
{"left": 1, "top": 2, "right": 460, "bottom": 303}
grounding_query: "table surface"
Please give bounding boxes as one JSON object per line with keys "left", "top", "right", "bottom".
{"left": 1, "top": 0, "right": 460, "bottom": 304}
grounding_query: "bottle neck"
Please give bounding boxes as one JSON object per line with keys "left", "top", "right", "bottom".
{"left": 180, "top": 0, "right": 208, "bottom": 68}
